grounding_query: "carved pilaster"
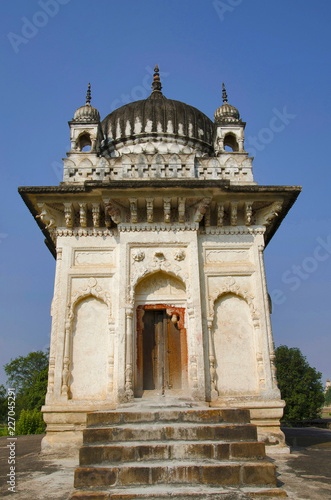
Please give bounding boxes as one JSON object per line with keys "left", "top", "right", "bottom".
{"left": 252, "top": 315, "right": 266, "bottom": 391}
{"left": 125, "top": 308, "right": 134, "bottom": 400}
{"left": 61, "top": 317, "right": 71, "bottom": 398}
{"left": 258, "top": 244, "right": 278, "bottom": 390}
{"left": 129, "top": 198, "right": 138, "bottom": 223}
{"left": 217, "top": 202, "right": 224, "bottom": 227}
{"left": 208, "top": 321, "right": 218, "bottom": 400}
{"left": 178, "top": 197, "right": 185, "bottom": 223}
{"left": 245, "top": 202, "right": 253, "bottom": 226}
{"left": 105, "top": 205, "right": 111, "bottom": 228}
{"left": 107, "top": 319, "right": 115, "bottom": 395}
{"left": 146, "top": 198, "right": 154, "bottom": 223}
{"left": 79, "top": 203, "right": 87, "bottom": 228}
{"left": 230, "top": 201, "right": 238, "bottom": 226}
{"left": 64, "top": 203, "right": 73, "bottom": 228}
{"left": 47, "top": 357, "right": 55, "bottom": 395}
{"left": 163, "top": 198, "right": 171, "bottom": 223}
{"left": 92, "top": 203, "right": 100, "bottom": 228}
{"left": 204, "top": 205, "right": 211, "bottom": 227}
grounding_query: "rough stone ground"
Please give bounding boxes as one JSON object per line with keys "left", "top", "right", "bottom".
{"left": 0, "top": 427, "right": 330, "bottom": 500}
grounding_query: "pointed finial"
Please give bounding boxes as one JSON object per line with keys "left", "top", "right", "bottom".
{"left": 151, "top": 64, "right": 162, "bottom": 93}
{"left": 86, "top": 83, "right": 91, "bottom": 105}
{"left": 222, "top": 83, "right": 228, "bottom": 103}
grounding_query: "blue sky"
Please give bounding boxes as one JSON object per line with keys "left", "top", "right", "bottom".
{"left": 0, "top": 0, "right": 330, "bottom": 386}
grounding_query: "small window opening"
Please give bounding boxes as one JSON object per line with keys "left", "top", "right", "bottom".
{"left": 78, "top": 133, "right": 92, "bottom": 152}
{"left": 224, "top": 133, "right": 239, "bottom": 152}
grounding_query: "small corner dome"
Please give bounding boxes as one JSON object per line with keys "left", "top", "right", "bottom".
{"left": 214, "top": 83, "right": 241, "bottom": 125}
{"left": 72, "top": 83, "right": 100, "bottom": 123}
{"left": 73, "top": 103, "right": 100, "bottom": 122}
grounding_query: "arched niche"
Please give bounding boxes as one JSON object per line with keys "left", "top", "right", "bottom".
{"left": 212, "top": 293, "right": 258, "bottom": 396}
{"left": 69, "top": 296, "right": 108, "bottom": 400}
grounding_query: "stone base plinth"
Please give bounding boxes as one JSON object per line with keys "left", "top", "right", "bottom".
{"left": 210, "top": 398, "right": 289, "bottom": 453}
{"left": 41, "top": 402, "right": 117, "bottom": 452}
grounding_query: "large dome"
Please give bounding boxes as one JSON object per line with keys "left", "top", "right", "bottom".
{"left": 101, "top": 67, "right": 215, "bottom": 156}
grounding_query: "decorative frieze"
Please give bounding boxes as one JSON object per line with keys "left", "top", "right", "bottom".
{"left": 62, "top": 152, "right": 255, "bottom": 184}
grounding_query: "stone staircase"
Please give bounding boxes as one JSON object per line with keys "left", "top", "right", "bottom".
{"left": 69, "top": 405, "right": 286, "bottom": 499}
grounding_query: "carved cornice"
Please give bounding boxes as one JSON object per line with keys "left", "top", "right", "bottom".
{"left": 118, "top": 223, "right": 199, "bottom": 232}
{"left": 57, "top": 228, "right": 116, "bottom": 237}
{"left": 202, "top": 226, "right": 265, "bottom": 236}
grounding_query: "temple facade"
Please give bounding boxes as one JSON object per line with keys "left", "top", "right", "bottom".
{"left": 19, "top": 67, "right": 300, "bottom": 452}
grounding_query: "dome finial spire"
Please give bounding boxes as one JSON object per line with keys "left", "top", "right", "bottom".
{"left": 151, "top": 64, "right": 162, "bottom": 94}
{"left": 86, "top": 83, "right": 91, "bottom": 105}
{"left": 222, "top": 83, "right": 228, "bottom": 103}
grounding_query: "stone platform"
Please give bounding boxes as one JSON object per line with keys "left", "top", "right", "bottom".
{"left": 69, "top": 405, "right": 286, "bottom": 499}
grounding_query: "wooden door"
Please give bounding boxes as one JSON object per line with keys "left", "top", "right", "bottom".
{"left": 166, "top": 318, "right": 182, "bottom": 390}
{"left": 141, "top": 309, "right": 182, "bottom": 394}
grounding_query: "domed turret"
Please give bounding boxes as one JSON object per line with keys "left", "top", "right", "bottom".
{"left": 214, "top": 83, "right": 241, "bottom": 125}
{"left": 68, "top": 83, "right": 102, "bottom": 154}
{"left": 214, "top": 83, "right": 246, "bottom": 155}
{"left": 73, "top": 83, "right": 100, "bottom": 122}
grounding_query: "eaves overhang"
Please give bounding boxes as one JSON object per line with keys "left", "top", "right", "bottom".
{"left": 19, "top": 181, "right": 301, "bottom": 258}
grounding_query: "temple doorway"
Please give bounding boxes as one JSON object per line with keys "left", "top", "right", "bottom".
{"left": 135, "top": 305, "right": 188, "bottom": 397}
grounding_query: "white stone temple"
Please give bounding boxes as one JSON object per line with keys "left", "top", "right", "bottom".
{"left": 19, "top": 67, "right": 301, "bottom": 452}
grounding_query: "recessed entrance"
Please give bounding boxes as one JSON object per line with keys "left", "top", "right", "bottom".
{"left": 135, "top": 305, "right": 188, "bottom": 397}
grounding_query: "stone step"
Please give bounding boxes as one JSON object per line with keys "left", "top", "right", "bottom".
{"left": 87, "top": 409, "right": 251, "bottom": 427}
{"left": 70, "top": 486, "right": 287, "bottom": 499}
{"left": 74, "top": 461, "right": 277, "bottom": 488}
{"left": 83, "top": 423, "right": 257, "bottom": 444}
{"left": 80, "top": 441, "right": 266, "bottom": 465}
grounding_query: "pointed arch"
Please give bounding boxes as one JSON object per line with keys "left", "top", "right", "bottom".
{"left": 208, "top": 281, "right": 256, "bottom": 324}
